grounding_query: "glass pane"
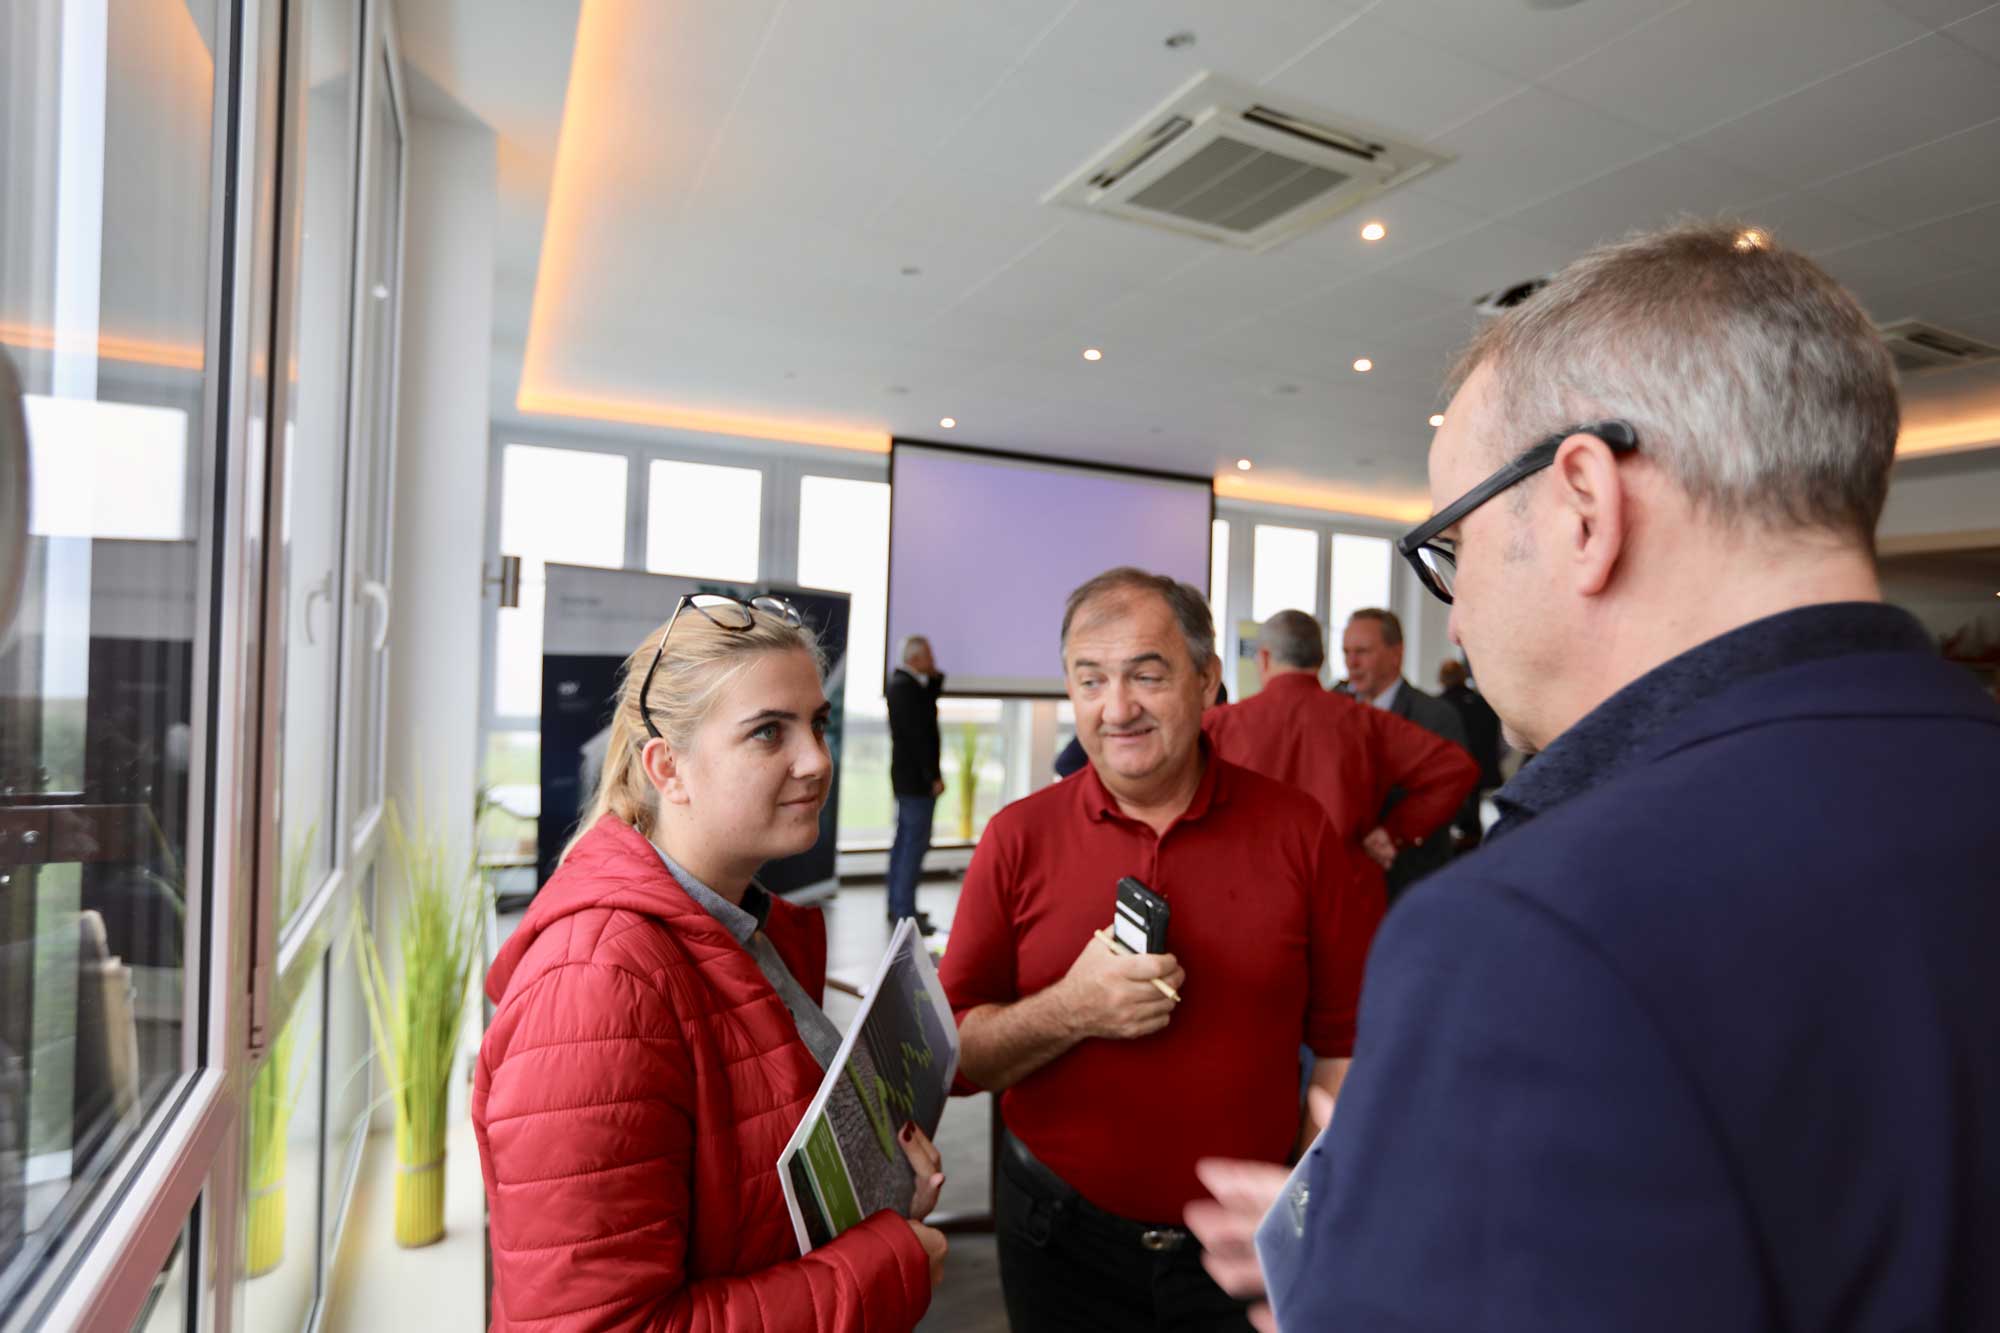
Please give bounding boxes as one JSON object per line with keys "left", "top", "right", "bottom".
{"left": 242, "top": 955, "right": 325, "bottom": 1331}
{"left": 322, "top": 871, "right": 371, "bottom": 1265}
{"left": 493, "top": 445, "right": 627, "bottom": 718}
{"left": 1329, "top": 534, "right": 1393, "bottom": 645}
{"left": 276, "top": 0, "right": 360, "bottom": 924}
{"left": 131, "top": 1215, "right": 191, "bottom": 1332}
{"left": 1251, "top": 525, "right": 1318, "bottom": 623}
{"left": 477, "top": 732, "right": 539, "bottom": 861}
{"left": 346, "top": 50, "right": 402, "bottom": 828}
{"left": 0, "top": 0, "right": 219, "bottom": 1312}
{"left": 797, "top": 476, "right": 890, "bottom": 846}
{"left": 1209, "top": 518, "right": 1230, "bottom": 665}
{"left": 937, "top": 700, "right": 1006, "bottom": 842}
{"left": 645, "top": 460, "right": 761, "bottom": 582}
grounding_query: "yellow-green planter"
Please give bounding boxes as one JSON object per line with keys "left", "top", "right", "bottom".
{"left": 394, "top": 1151, "right": 447, "bottom": 1248}
{"left": 244, "top": 1179, "right": 286, "bottom": 1276}
{"left": 354, "top": 801, "right": 486, "bottom": 1249}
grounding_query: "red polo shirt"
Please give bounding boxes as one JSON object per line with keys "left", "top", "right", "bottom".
{"left": 1204, "top": 673, "right": 1478, "bottom": 886}
{"left": 938, "top": 749, "right": 1375, "bottom": 1223}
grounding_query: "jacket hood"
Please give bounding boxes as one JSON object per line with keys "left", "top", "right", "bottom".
{"left": 486, "top": 814, "right": 712, "bottom": 1003}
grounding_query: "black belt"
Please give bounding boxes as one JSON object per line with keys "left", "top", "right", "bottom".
{"left": 1001, "top": 1131, "right": 1192, "bottom": 1253}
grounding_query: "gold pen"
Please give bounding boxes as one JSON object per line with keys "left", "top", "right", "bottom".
{"left": 1092, "top": 927, "right": 1181, "bottom": 1004}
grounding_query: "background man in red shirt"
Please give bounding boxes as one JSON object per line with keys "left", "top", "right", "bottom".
{"left": 1206, "top": 609, "right": 1478, "bottom": 905}
{"left": 939, "top": 568, "right": 1375, "bottom": 1333}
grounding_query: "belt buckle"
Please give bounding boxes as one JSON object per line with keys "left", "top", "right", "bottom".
{"left": 1139, "top": 1228, "right": 1184, "bottom": 1252}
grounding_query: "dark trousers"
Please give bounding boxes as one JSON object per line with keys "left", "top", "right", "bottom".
{"left": 995, "top": 1134, "right": 1255, "bottom": 1333}
{"left": 886, "top": 794, "right": 935, "bottom": 920}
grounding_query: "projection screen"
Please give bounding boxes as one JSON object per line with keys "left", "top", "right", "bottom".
{"left": 885, "top": 441, "right": 1214, "bottom": 697}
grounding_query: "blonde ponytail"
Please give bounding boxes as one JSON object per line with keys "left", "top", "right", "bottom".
{"left": 559, "top": 605, "right": 824, "bottom": 864}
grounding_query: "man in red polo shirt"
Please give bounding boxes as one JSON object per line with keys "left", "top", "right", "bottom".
{"left": 1206, "top": 609, "right": 1478, "bottom": 905}
{"left": 939, "top": 568, "right": 1373, "bottom": 1333}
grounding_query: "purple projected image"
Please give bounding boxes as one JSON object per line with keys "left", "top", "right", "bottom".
{"left": 886, "top": 444, "right": 1213, "bottom": 696}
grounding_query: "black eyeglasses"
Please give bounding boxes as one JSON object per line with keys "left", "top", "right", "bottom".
{"left": 1397, "top": 419, "right": 1639, "bottom": 605}
{"left": 638, "top": 593, "right": 803, "bottom": 740}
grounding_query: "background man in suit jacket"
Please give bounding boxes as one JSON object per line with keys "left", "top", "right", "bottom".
{"left": 886, "top": 635, "right": 944, "bottom": 933}
{"left": 1187, "top": 221, "right": 2000, "bottom": 1332}
{"left": 1437, "top": 658, "right": 1504, "bottom": 849}
{"left": 1339, "top": 608, "right": 1471, "bottom": 902}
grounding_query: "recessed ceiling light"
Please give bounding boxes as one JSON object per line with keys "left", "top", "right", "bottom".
{"left": 1361, "top": 221, "right": 1387, "bottom": 242}
{"left": 939, "top": 417, "right": 956, "bottom": 429}
{"left": 1429, "top": 413, "right": 1445, "bottom": 427}
{"left": 1353, "top": 358, "right": 1373, "bottom": 373}
{"left": 1236, "top": 458, "right": 1253, "bottom": 471}
{"left": 1083, "top": 347, "right": 1103, "bottom": 361}
{"left": 900, "top": 265, "right": 922, "bottom": 276}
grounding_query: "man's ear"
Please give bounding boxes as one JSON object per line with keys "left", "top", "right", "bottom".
{"left": 1551, "top": 434, "right": 1628, "bottom": 598}
{"left": 1202, "top": 651, "right": 1224, "bottom": 703}
{"left": 641, "top": 736, "right": 691, "bottom": 807}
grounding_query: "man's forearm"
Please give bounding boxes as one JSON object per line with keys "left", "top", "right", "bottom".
{"left": 959, "top": 984, "right": 1086, "bottom": 1092}
{"left": 1298, "top": 1056, "right": 1350, "bottom": 1156}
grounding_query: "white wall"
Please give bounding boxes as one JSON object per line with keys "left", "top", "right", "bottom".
{"left": 386, "top": 110, "right": 496, "bottom": 869}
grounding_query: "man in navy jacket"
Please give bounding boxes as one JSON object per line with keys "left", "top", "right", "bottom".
{"left": 1186, "top": 221, "right": 2000, "bottom": 1331}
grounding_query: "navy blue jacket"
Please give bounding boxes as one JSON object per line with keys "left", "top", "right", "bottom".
{"left": 1263, "top": 604, "right": 2000, "bottom": 1331}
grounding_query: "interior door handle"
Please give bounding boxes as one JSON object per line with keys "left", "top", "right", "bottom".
{"left": 302, "top": 570, "right": 333, "bottom": 645}
{"left": 360, "top": 578, "right": 390, "bottom": 652}
{"left": 0, "top": 352, "right": 29, "bottom": 643}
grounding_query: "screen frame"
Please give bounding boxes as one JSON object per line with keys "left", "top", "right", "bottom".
{"left": 885, "top": 436, "right": 1218, "bottom": 700}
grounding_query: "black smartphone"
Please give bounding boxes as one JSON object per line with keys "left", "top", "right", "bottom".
{"left": 1113, "top": 876, "right": 1170, "bottom": 954}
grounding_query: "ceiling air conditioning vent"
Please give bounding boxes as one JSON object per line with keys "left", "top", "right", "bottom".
{"left": 1877, "top": 320, "right": 2000, "bottom": 375}
{"left": 1046, "top": 72, "right": 1450, "bottom": 253}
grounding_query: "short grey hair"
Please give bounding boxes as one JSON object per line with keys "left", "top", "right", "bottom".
{"left": 1347, "top": 607, "right": 1402, "bottom": 649}
{"left": 897, "top": 634, "right": 930, "bottom": 665}
{"left": 1061, "top": 567, "right": 1216, "bottom": 670}
{"left": 1257, "top": 610, "right": 1325, "bottom": 671}
{"left": 1451, "top": 218, "right": 1899, "bottom": 548}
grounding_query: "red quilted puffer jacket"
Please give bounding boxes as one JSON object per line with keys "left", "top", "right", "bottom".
{"left": 473, "top": 815, "right": 932, "bottom": 1331}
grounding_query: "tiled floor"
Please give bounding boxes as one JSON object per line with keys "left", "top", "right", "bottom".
{"left": 820, "top": 875, "right": 1009, "bottom": 1333}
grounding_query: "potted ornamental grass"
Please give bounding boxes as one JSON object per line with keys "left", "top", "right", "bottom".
{"left": 352, "top": 801, "right": 486, "bottom": 1247}
{"left": 953, "top": 723, "right": 983, "bottom": 841}
{"left": 246, "top": 828, "right": 317, "bottom": 1276}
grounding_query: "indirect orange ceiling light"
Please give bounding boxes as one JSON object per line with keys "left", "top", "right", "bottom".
{"left": 1895, "top": 412, "right": 2000, "bottom": 458}
{"left": 516, "top": 0, "right": 892, "bottom": 453}
{"left": 516, "top": 388, "right": 890, "bottom": 453}
{"left": 1214, "top": 470, "right": 1430, "bottom": 524}
{"left": 0, "top": 321, "right": 204, "bottom": 371}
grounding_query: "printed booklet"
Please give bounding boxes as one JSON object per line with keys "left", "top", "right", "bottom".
{"left": 776, "top": 918, "right": 960, "bottom": 1251}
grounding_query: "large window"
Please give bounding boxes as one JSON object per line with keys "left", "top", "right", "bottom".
{"left": 0, "top": 0, "right": 221, "bottom": 1314}
{"left": 1328, "top": 533, "right": 1394, "bottom": 639}
{"left": 1209, "top": 519, "right": 1230, "bottom": 655}
{"left": 493, "top": 444, "right": 628, "bottom": 718}
{"left": 646, "top": 459, "right": 761, "bottom": 582}
{"left": 797, "top": 477, "right": 891, "bottom": 844}
{"left": 1251, "top": 524, "right": 1319, "bottom": 623}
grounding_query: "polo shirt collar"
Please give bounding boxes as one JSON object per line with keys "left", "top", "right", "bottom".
{"left": 1076, "top": 737, "right": 1231, "bottom": 827}
{"left": 1259, "top": 671, "right": 1326, "bottom": 698}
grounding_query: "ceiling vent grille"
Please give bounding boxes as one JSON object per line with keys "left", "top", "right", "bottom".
{"left": 1046, "top": 73, "right": 1449, "bottom": 253}
{"left": 1877, "top": 320, "right": 2000, "bottom": 375}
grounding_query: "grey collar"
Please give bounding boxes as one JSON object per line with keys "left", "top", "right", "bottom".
{"left": 651, "top": 842, "right": 769, "bottom": 944}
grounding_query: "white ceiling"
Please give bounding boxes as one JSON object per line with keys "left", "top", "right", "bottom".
{"left": 402, "top": 0, "right": 2000, "bottom": 513}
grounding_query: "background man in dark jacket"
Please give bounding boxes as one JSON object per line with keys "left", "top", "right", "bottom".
{"left": 1189, "top": 220, "right": 2000, "bottom": 1332}
{"left": 1339, "top": 608, "right": 1471, "bottom": 901}
{"left": 1436, "top": 658, "right": 1503, "bottom": 848}
{"left": 885, "top": 635, "right": 944, "bottom": 933}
